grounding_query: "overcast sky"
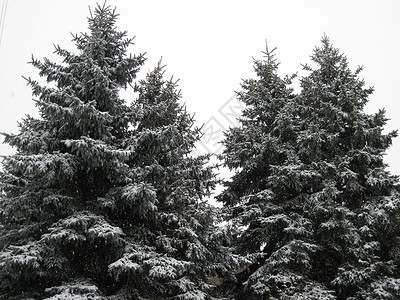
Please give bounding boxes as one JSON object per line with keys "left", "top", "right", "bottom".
{"left": 1, "top": 0, "right": 399, "bottom": 177}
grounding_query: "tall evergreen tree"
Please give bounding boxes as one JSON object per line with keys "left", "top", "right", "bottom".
{"left": 0, "top": 4, "right": 144, "bottom": 299}
{"left": 105, "top": 62, "right": 241, "bottom": 299}
{"left": 219, "top": 37, "right": 400, "bottom": 299}
{"left": 0, "top": 4, "right": 231, "bottom": 299}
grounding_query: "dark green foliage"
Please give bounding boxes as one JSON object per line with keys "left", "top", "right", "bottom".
{"left": 219, "top": 37, "right": 400, "bottom": 299}
{"left": 0, "top": 4, "right": 144, "bottom": 299}
{"left": 104, "top": 63, "right": 242, "bottom": 299}
{"left": 0, "top": 4, "right": 233, "bottom": 299}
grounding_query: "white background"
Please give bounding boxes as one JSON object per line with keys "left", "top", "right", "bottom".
{"left": 1, "top": 0, "right": 399, "bottom": 178}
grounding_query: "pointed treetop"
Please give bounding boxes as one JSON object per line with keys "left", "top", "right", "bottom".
{"left": 263, "top": 40, "right": 280, "bottom": 66}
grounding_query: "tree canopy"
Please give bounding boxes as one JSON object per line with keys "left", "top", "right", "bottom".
{"left": 0, "top": 4, "right": 234, "bottom": 299}
{"left": 218, "top": 37, "right": 400, "bottom": 299}
{"left": 1, "top": 2, "right": 399, "bottom": 299}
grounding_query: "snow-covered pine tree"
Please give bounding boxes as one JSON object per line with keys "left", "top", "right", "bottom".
{"left": 0, "top": 3, "right": 145, "bottom": 299}
{"left": 218, "top": 37, "right": 400, "bottom": 299}
{"left": 217, "top": 46, "right": 332, "bottom": 299}
{"left": 298, "top": 36, "right": 400, "bottom": 299}
{"left": 105, "top": 62, "right": 243, "bottom": 299}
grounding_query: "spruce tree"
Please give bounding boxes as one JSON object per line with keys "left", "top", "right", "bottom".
{"left": 105, "top": 62, "right": 240, "bottom": 299}
{"left": 0, "top": 4, "right": 144, "bottom": 298}
{"left": 219, "top": 37, "right": 400, "bottom": 299}
{"left": 0, "top": 4, "right": 230, "bottom": 299}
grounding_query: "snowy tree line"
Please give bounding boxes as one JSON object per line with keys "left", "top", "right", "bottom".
{"left": 1, "top": 3, "right": 399, "bottom": 299}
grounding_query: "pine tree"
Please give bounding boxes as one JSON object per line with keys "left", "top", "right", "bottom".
{"left": 105, "top": 62, "right": 243, "bottom": 299}
{"left": 0, "top": 4, "right": 231, "bottom": 299}
{"left": 299, "top": 37, "right": 400, "bottom": 300}
{"left": 0, "top": 4, "right": 144, "bottom": 299}
{"left": 219, "top": 37, "right": 400, "bottom": 299}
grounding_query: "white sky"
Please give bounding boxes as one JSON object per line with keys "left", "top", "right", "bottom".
{"left": 0, "top": 0, "right": 399, "bottom": 177}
